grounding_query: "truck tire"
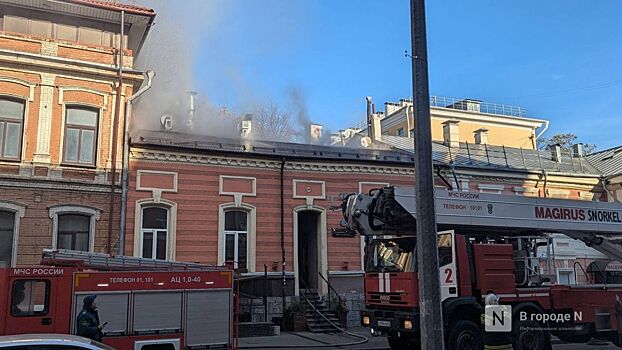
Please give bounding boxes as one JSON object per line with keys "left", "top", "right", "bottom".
{"left": 447, "top": 320, "right": 484, "bottom": 350}
{"left": 388, "top": 336, "right": 418, "bottom": 350}
{"left": 512, "top": 319, "right": 550, "bottom": 350}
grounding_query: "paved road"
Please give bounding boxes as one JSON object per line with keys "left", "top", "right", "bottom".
{"left": 238, "top": 328, "right": 621, "bottom": 349}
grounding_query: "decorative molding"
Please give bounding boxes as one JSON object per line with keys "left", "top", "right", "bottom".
{"left": 137, "top": 170, "right": 178, "bottom": 193}
{"left": 58, "top": 86, "right": 108, "bottom": 110}
{"left": 0, "top": 201, "right": 27, "bottom": 267}
{"left": 133, "top": 198, "right": 178, "bottom": 261}
{"left": 293, "top": 179, "right": 325, "bottom": 208}
{"left": 217, "top": 202, "right": 257, "bottom": 273}
{"left": 219, "top": 175, "right": 257, "bottom": 207}
{"left": 48, "top": 204, "right": 102, "bottom": 252}
{"left": 0, "top": 76, "right": 35, "bottom": 101}
{"left": 131, "top": 149, "right": 416, "bottom": 176}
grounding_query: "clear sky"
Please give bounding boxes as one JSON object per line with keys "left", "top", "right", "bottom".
{"left": 145, "top": 0, "right": 622, "bottom": 150}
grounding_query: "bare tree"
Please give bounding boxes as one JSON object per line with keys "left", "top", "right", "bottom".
{"left": 252, "top": 103, "right": 296, "bottom": 142}
{"left": 538, "top": 133, "right": 597, "bottom": 155}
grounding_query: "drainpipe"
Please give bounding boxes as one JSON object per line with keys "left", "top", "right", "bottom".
{"left": 534, "top": 120, "right": 550, "bottom": 148}
{"left": 280, "top": 158, "right": 286, "bottom": 315}
{"left": 406, "top": 105, "right": 412, "bottom": 138}
{"left": 107, "top": 10, "right": 124, "bottom": 254}
{"left": 118, "top": 70, "right": 155, "bottom": 255}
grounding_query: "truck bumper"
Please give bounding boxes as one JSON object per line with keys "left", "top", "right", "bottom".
{"left": 360, "top": 309, "right": 420, "bottom": 338}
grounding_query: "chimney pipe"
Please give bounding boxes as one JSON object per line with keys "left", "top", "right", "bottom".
{"left": 366, "top": 96, "right": 372, "bottom": 138}
{"left": 551, "top": 144, "right": 562, "bottom": 162}
{"left": 187, "top": 91, "right": 197, "bottom": 130}
{"left": 474, "top": 128, "right": 488, "bottom": 145}
{"left": 442, "top": 120, "right": 460, "bottom": 147}
{"left": 573, "top": 143, "right": 584, "bottom": 158}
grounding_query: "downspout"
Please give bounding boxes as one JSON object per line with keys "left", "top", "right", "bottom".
{"left": 118, "top": 70, "right": 155, "bottom": 255}
{"left": 534, "top": 120, "right": 550, "bottom": 148}
{"left": 406, "top": 105, "right": 412, "bottom": 138}
{"left": 280, "top": 158, "right": 286, "bottom": 316}
{"left": 107, "top": 10, "right": 124, "bottom": 254}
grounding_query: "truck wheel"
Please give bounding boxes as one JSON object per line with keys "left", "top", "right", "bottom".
{"left": 388, "top": 336, "right": 419, "bottom": 350}
{"left": 447, "top": 320, "right": 484, "bottom": 350}
{"left": 512, "top": 319, "right": 550, "bottom": 350}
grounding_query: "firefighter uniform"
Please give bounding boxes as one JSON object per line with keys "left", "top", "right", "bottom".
{"left": 77, "top": 295, "right": 103, "bottom": 342}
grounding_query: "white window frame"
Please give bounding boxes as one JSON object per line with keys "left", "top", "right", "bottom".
{"left": 133, "top": 198, "right": 177, "bottom": 261}
{"left": 140, "top": 206, "right": 169, "bottom": 260}
{"left": 223, "top": 211, "right": 248, "bottom": 270}
{"left": 218, "top": 203, "right": 256, "bottom": 273}
{"left": 0, "top": 201, "right": 26, "bottom": 267}
{"left": 48, "top": 205, "right": 101, "bottom": 252}
{"left": 478, "top": 184, "right": 504, "bottom": 194}
{"left": 556, "top": 268, "right": 576, "bottom": 285}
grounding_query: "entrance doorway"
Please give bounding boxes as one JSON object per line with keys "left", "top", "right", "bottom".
{"left": 297, "top": 210, "right": 320, "bottom": 291}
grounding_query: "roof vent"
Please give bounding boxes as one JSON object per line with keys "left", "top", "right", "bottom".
{"left": 160, "top": 114, "right": 173, "bottom": 131}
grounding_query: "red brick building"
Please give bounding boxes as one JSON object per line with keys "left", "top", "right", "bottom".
{"left": 0, "top": 0, "right": 155, "bottom": 266}
{"left": 126, "top": 127, "right": 605, "bottom": 307}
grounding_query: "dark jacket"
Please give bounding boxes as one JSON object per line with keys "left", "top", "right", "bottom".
{"left": 76, "top": 307, "right": 103, "bottom": 341}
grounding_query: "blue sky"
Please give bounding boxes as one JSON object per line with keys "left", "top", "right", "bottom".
{"left": 169, "top": 0, "right": 622, "bottom": 150}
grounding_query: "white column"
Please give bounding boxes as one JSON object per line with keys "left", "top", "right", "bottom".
{"left": 33, "top": 73, "right": 56, "bottom": 164}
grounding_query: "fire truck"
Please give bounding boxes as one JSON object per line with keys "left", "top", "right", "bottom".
{"left": 0, "top": 249, "right": 234, "bottom": 350}
{"left": 341, "top": 186, "right": 622, "bottom": 350}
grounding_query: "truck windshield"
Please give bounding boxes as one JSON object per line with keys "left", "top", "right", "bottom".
{"left": 365, "top": 238, "right": 416, "bottom": 272}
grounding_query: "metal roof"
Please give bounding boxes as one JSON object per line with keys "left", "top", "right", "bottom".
{"left": 132, "top": 131, "right": 602, "bottom": 176}
{"left": 380, "top": 135, "right": 601, "bottom": 176}
{"left": 586, "top": 145, "right": 622, "bottom": 177}
{"left": 133, "top": 130, "right": 416, "bottom": 164}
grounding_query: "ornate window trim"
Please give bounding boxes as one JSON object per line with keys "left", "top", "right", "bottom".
{"left": 0, "top": 201, "right": 26, "bottom": 267}
{"left": 217, "top": 202, "right": 256, "bottom": 273}
{"left": 48, "top": 204, "right": 101, "bottom": 252}
{"left": 133, "top": 198, "right": 177, "bottom": 261}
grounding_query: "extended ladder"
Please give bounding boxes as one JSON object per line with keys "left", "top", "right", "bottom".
{"left": 41, "top": 249, "right": 226, "bottom": 271}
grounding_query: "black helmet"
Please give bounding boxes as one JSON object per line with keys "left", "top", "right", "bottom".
{"left": 83, "top": 295, "right": 97, "bottom": 307}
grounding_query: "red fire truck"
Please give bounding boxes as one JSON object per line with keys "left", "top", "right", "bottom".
{"left": 342, "top": 186, "right": 622, "bottom": 349}
{"left": 0, "top": 249, "right": 234, "bottom": 350}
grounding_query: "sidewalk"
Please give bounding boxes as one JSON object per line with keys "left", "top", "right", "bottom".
{"left": 238, "top": 327, "right": 389, "bottom": 349}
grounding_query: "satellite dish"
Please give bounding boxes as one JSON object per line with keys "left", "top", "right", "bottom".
{"left": 360, "top": 136, "right": 372, "bottom": 148}
{"left": 160, "top": 114, "right": 173, "bottom": 131}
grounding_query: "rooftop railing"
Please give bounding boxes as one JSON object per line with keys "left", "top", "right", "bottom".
{"left": 430, "top": 96, "right": 526, "bottom": 117}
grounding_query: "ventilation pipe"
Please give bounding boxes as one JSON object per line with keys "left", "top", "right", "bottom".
{"left": 366, "top": 96, "right": 372, "bottom": 138}
{"left": 118, "top": 70, "right": 155, "bottom": 255}
{"left": 442, "top": 120, "right": 460, "bottom": 147}
{"left": 187, "top": 91, "right": 197, "bottom": 130}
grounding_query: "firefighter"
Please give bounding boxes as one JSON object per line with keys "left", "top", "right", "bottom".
{"left": 77, "top": 295, "right": 106, "bottom": 341}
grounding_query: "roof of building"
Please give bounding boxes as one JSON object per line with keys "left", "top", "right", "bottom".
{"left": 133, "top": 130, "right": 416, "bottom": 164}
{"left": 586, "top": 145, "right": 622, "bottom": 177}
{"left": 133, "top": 131, "right": 603, "bottom": 177}
{"left": 377, "top": 135, "right": 602, "bottom": 176}
{"left": 64, "top": 0, "right": 156, "bottom": 16}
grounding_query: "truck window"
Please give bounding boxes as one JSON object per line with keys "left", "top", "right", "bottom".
{"left": 11, "top": 279, "right": 50, "bottom": 316}
{"left": 437, "top": 233, "right": 453, "bottom": 267}
{"left": 140, "top": 344, "right": 177, "bottom": 350}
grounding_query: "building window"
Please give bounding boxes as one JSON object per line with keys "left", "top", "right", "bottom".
{"left": 57, "top": 214, "right": 90, "bottom": 251}
{"left": 396, "top": 127, "right": 405, "bottom": 137}
{"left": 0, "top": 211, "right": 16, "bottom": 266}
{"left": 478, "top": 184, "right": 504, "bottom": 194}
{"left": 141, "top": 207, "right": 168, "bottom": 260}
{"left": 49, "top": 205, "right": 100, "bottom": 253}
{"left": 224, "top": 210, "right": 248, "bottom": 271}
{"left": 63, "top": 106, "right": 98, "bottom": 166}
{"left": 0, "top": 98, "right": 25, "bottom": 161}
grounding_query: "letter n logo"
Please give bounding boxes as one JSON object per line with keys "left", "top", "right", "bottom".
{"left": 484, "top": 305, "right": 512, "bottom": 332}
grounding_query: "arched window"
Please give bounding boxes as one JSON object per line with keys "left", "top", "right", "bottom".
{"left": 141, "top": 207, "right": 168, "bottom": 260}
{"left": 0, "top": 98, "right": 25, "bottom": 161}
{"left": 224, "top": 210, "right": 248, "bottom": 271}
{"left": 63, "top": 106, "right": 98, "bottom": 165}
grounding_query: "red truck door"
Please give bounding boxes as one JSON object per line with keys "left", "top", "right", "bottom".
{"left": 4, "top": 277, "right": 58, "bottom": 334}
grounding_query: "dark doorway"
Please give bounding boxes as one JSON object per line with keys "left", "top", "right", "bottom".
{"left": 298, "top": 210, "right": 320, "bottom": 291}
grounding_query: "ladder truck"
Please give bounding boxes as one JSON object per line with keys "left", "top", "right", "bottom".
{"left": 340, "top": 186, "right": 622, "bottom": 350}
{"left": 0, "top": 249, "right": 234, "bottom": 350}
